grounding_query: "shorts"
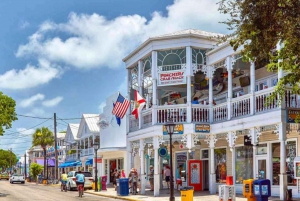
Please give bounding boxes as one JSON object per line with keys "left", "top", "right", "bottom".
{"left": 61, "top": 180, "right": 67, "bottom": 185}
{"left": 176, "top": 179, "right": 182, "bottom": 185}
{"left": 149, "top": 178, "right": 154, "bottom": 185}
{"left": 165, "top": 176, "right": 170, "bottom": 182}
{"left": 76, "top": 181, "right": 85, "bottom": 188}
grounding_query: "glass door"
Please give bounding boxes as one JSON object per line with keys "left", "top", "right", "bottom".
{"left": 256, "top": 156, "right": 267, "bottom": 179}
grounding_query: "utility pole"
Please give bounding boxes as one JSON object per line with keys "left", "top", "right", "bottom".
{"left": 54, "top": 113, "right": 58, "bottom": 180}
{"left": 9, "top": 148, "right": 12, "bottom": 173}
{"left": 24, "top": 153, "right": 27, "bottom": 178}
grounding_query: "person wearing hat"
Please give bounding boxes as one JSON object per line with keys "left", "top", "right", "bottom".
{"left": 148, "top": 165, "right": 154, "bottom": 191}
{"left": 128, "top": 168, "right": 135, "bottom": 193}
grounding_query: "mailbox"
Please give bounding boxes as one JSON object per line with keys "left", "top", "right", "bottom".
{"left": 253, "top": 179, "right": 271, "bottom": 201}
{"left": 243, "top": 179, "right": 256, "bottom": 201}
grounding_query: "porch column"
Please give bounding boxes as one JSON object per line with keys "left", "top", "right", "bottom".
{"left": 227, "top": 131, "right": 237, "bottom": 183}
{"left": 207, "top": 66, "right": 215, "bottom": 123}
{"left": 250, "top": 61, "right": 256, "bottom": 115}
{"left": 206, "top": 134, "right": 217, "bottom": 194}
{"left": 250, "top": 127, "right": 259, "bottom": 177}
{"left": 139, "top": 139, "right": 146, "bottom": 194}
{"left": 152, "top": 51, "right": 158, "bottom": 125}
{"left": 126, "top": 140, "right": 132, "bottom": 175}
{"left": 186, "top": 46, "right": 192, "bottom": 123}
{"left": 138, "top": 60, "right": 143, "bottom": 95}
{"left": 226, "top": 56, "right": 233, "bottom": 120}
{"left": 279, "top": 123, "right": 287, "bottom": 200}
{"left": 277, "top": 41, "right": 285, "bottom": 110}
{"left": 153, "top": 136, "right": 160, "bottom": 196}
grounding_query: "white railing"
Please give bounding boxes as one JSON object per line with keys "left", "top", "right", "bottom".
{"left": 84, "top": 149, "right": 89, "bottom": 156}
{"left": 231, "top": 94, "right": 251, "bottom": 118}
{"left": 157, "top": 64, "right": 186, "bottom": 71}
{"left": 66, "top": 154, "right": 77, "bottom": 161}
{"left": 142, "top": 109, "right": 152, "bottom": 127}
{"left": 88, "top": 148, "right": 94, "bottom": 155}
{"left": 157, "top": 104, "right": 187, "bottom": 123}
{"left": 285, "top": 89, "right": 300, "bottom": 108}
{"left": 213, "top": 102, "right": 227, "bottom": 122}
{"left": 192, "top": 105, "right": 210, "bottom": 122}
{"left": 129, "top": 116, "right": 139, "bottom": 131}
{"left": 255, "top": 87, "right": 279, "bottom": 113}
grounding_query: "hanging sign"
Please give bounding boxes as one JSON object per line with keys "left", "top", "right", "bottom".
{"left": 163, "top": 124, "right": 184, "bottom": 135}
{"left": 157, "top": 70, "right": 186, "bottom": 86}
{"left": 195, "top": 124, "right": 210, "bottom": 133}
{"left": 286, "top": 108, "right": 300, "bottom": 123}
{"left": 158, "top": 147, "right": 168, "bottom": 157}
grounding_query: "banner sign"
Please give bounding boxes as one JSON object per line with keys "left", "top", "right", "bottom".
{"left": 195, "top": 124, "right": 210, "bottom": 133}
{"left": 158, "top": 70, "right": 186, "bottom": 86}
{"left": 163, "top": 124, "right": 184, "bottom": 135}
{"left": 287, "top": 108, "right": 300, "bottom": 123}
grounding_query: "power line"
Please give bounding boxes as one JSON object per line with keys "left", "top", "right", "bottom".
{"left": 16, "top": 114, "right": 99, "bottom": 120}
{"left": 1, "top": 124, "right": 53, "bottom": 139}
{"left": 17, "top": 114, "right": 53, "bottom": 120}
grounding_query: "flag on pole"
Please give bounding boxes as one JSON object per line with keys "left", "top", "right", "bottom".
{"left": 113, "top": 103, "right": 121, "bottom": 126}
{"left": 132, "top": 90, "right": 146, "bottom": 119}
{"left": 112, "top": 93, "right": 130, "bottom": 119}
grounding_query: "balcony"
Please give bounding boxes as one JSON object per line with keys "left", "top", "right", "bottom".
{"left": 81, "top": 148, "right": 94, "bottom": 156}
{"left": 128, "top": 87, "right": 299, "bottom": 132}
{"left": 66, "top": 154, "right": 78, "bottom": 161}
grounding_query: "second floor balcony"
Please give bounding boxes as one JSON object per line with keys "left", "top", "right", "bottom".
{"left": 129, "top": 87, "right": 299, "bottom": 132}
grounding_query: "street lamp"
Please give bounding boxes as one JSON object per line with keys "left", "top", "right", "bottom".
{"left": 165, "top": 120, "right": 176, "bottom": 201}
{"left": 93, "top": 142, "right": 100, "bottom": 192}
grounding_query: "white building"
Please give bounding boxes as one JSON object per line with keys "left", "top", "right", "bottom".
{"left": 122, "top": 29, "right": 300, "bottom": 200}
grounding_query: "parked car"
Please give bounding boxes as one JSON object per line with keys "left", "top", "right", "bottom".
{"left": 0, "top": 173, "right": 9, "bottom": 180}
{"left": 10, "top": 174, "right": 25, "bottom": 184}
{"left": 66, "top": 171, "right": 93, "bottom": 190}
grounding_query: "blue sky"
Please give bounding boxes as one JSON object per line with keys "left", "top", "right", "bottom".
{"left": 0, "top": 0, "right": 227, "bottom": 155}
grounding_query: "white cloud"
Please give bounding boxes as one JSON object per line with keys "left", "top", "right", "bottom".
{"left": 16, "top": 128, "right": 35, "bottom": 135}
{"left": 16, "top": 0, "right": 227, "bottom": 70}
{"left": 0, "top": 59, "right": 62, "bottom": 90}
{"left": 25, "top": 108, "right": 46, "bottom": 117}
{"left": 19, "top": 93, "right": 45, "bottom": 108}
{"left": 42, "top": 96, "right": 63, "bottom": 107}
{"left": 98, "top": 102, "right": 106, "bottom": 113}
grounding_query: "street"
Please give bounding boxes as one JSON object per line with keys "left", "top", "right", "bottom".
{"left": 0, "top": 180, "right": 119, "bottom": 201}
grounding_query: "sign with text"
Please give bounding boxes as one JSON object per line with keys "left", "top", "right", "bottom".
{"left": 163, "top": 124, "right": 184, "bottom": 135}
{"left": 195, "top": 124, "right": 210, "bottom": 133}
{"left": 286, "top": 108, "right": 300, "bottom": 123}
{"left": 158, "top": 70, "right": 186, "bottom": 86}
{"left": 96, "top": 158, "right": 102, "bottom": 163}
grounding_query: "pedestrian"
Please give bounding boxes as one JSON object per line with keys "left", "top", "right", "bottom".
{"left": 130, "top": 168, "right": 139, "bottom": 195}
{"left": 164, "top": 165, "right": 171, "bottom": 189}
{"left": 148, "top": 165, "right": 154, "bottom": 191}
{"left": 112, "top": 169, "right": 120, "bottom": 191}
{"left": 176, "top": 165, "right": 183, "bottom": 190}
{"left": 120, "top": 169, "right": 126, "bottom": 178}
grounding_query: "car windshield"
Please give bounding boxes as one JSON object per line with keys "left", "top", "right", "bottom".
{"left": 75, "top": 172, "right": 92, "bottom": 177}
{"left": 12, "top": 174, "right": 22, "bottom": 176}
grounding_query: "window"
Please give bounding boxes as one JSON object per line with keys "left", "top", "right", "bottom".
{"left": 175, "top": 152, "right": 187, "bottom": 182}
{"left": 271, "top": 78, "right": 278, "bottom": 87}
{"left": 256, "top": 80, "right": 268, "bottom": 91}
{"left": 256, "top": 144, "right": 267, "bottom": 155}
{"left": 201, "top": 150, "right": 209, "bottom": 159}
{"left": 235, "top": 146, "right": 253, "bottom": 184}
{"left": 215, "top": 148, "right": 227, "bottom": 183}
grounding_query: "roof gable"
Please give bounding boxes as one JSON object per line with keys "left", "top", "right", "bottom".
{"left": 77, "top": 114, "right": 99, "bottom": 138}
{"left": 65, "top": 124, "right": 79, "bottom": 143}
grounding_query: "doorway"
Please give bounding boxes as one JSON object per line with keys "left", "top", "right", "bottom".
{"left": 202, "top": 160, "right": 209, "bottom": 190}
{"left": 187, "top": 160, "right": 202, "bottom": 191}
{"left": 109, "top": 159, "right": 116, "bottom": 183}
{"left": 255, "top": 156, "right": 267, "bottom": 179}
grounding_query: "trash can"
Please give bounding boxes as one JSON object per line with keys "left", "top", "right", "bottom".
{"left": 119, "top": 178, "right": 129, "bottom": 196}
{"left": 180, "top": 186, "right": 194, "bottom": 201}
{"left": 116, "top": 179, "right": 120, "bottom": 195}
{"left": 243, "top": 179, "right": 256, "bottom": 201}
{"left": 102, "top": 176, "right": 107, "bottom": 190}
{"left": 253, "top": 179, "right": 271, "bottom": 201}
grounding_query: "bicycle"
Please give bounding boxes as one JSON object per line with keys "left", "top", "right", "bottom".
{"left": 77, "top": 183, "right": 84, "bottom": 197}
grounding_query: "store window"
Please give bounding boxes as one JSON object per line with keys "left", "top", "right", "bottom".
{"left": 272, "top": 141, "right": 297, "bottom": 186}
{"left": 201, "top": 150, "right": 209, "bottom": 159}
{"left": 256, "top": 144, "right": 267, "bottom": 155}
{"left": 215, "top": 148, "right": 227, "bottom": 183}
{"left": 235, "top": 146, "right": 253, "bottom": 184}
{"left": 176, "top": 152, "right": 187, "bottom": 182}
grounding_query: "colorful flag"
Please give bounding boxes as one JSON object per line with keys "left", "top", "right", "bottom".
{"left": 132, "top": 90, "right": 146, "bottom": 119}
{"left": 113, "top": 103, "right": 121, "bottom": 126}
{"left": 112, "top": 93, "right": 130, "bottom": 119}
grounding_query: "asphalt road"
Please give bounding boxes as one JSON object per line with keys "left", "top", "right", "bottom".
{"left": 0, "top": 180, "right": 118, "bottom": 201}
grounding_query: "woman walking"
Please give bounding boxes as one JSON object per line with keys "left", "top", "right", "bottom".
{"left": 164, "top": 165, "right": 171, "bottom": 189}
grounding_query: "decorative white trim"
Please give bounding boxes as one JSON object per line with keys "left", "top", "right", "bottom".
{"left": 204, "top": 134, "right": 217, "bottom": 148}
{"left": 192, "top": 134, "right": 200, "bottom": 145}
{"left": 181, "top": 134, "right": 188, "bottom": 145}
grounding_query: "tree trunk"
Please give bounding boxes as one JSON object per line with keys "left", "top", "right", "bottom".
{"left": 43, "top": 148, "right": 46, "bottom": 178}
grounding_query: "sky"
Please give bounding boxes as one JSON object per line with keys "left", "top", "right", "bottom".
{"left": 0, "top": 0, "right": 228, "bottom": 155}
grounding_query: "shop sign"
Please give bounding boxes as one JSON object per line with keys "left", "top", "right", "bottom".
{"left": 195, "top": 124, "right": 210, "bottom": 133}
{"left": 286, "top": 108, "right": 300, "bottom": 123}
{"left": 157, "top": 70, "right": 186, "bottom": 86}
{"left": 96, "top": 158, "right": 102, "bottom": 163}
{"left": 163, "top": 124, "right": 184, "bottom": 135}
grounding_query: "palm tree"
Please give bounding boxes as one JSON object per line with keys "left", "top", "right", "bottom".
{"left": 32, "top": 127, "right": 54, "bottom": 177}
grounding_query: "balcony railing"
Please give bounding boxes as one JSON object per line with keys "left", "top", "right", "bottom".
{"left": 128, "top": 87, "right": 300, "bottom": 132}
{"left": 66, "top": 154, "right": 78, "bottom": 161}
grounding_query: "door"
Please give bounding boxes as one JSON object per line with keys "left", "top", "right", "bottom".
{"left": 203, "top": 160, "right": 209, "bottom": 190}
{"left": 188, "top": 160, "right": 202, "bottom": 191}
{"left": 256, "top": 157, "right": 267, "bottom": 179}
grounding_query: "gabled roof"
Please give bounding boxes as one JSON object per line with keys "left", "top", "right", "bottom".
{"left": 65, "top": 124, "right": 79, "bottom": 143}
{"left": 123, "top": 28, "right": 223, "bottom": 62}
{"left": 57, "top": 132, "right": 66, "bottom": 139}
{"left": 77, "top": 114, "right": 100, "bottom": 138}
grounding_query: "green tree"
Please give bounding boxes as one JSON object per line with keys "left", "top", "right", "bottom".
{"left": 0, "top": 92, "right": 18, "bottom": 136}
{"left": 0, "top": 149, "right": 18, "bottom": 170}
{"left": 218, "top": 0, "right": 300, "bottom": 98}
{"left": 32, "top": 127, "right": 54, "bottom": 177}
{"left": 30, "top": 163, "right": 43, "bottom": 181}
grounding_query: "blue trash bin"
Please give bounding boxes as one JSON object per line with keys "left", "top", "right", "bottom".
{"left": 116, "top": 179, "right": 120, "bottom": 195}
{"left": 119, "top": 178, "right": 129, "bottom": 196}
{"left": 253, "top": 179, "right": 271, "bottom": 201}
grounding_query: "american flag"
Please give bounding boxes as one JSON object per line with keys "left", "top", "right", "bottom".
{"left": 112, "top": 94, "right": 130, "bottom": 119}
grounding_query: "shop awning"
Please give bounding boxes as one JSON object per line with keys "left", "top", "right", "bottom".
{"left": 75, "top": 161, "right": 82, "bottom": 166}
{"left": 85, "top": 159, "right": 93, "bottom": 165}
{"left": 36, "top": 159, "right": 55, "bottom": 167}
{"left": 58, "top": 161, "right": 77, "bottom": 168}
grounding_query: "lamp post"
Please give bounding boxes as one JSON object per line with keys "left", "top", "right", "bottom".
{"left": 93, "top": 142, "right": 100, "bottom": 192}
{"left": 165, "top": 120, "right": 176, "bottom": 201}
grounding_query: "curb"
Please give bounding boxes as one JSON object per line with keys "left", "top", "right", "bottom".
{"left": 85, "top": 191, "right": 142, "bottom": 201}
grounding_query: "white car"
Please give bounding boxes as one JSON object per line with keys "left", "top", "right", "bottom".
{"left": 10, "top": 174, "right": 25, "bottom": 184}
{"left": 66, "top": 171, "right": 93, "bottom": 191}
